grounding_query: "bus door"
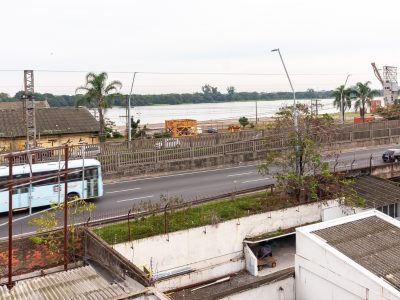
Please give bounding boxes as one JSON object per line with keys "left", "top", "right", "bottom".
{"left": 85, "top": 168, "right": 98, "bottom": 198}
{"left": 13, "top": 173, "right": 29, "bottom": 210}
{"left": 12, "top": 186, "right": 29, "bottom": 210}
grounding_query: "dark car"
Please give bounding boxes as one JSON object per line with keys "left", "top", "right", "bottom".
{"left": 382, "top": 149, "right": 400, "bottom": 162}
{"left": 206, "top": 128, "right": 218, "bottom": 134}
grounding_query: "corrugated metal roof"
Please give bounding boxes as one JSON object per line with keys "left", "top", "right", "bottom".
{"left": 0, "top": 265, "right": 132, "bottom": 300}
{"left": 313, "top": 216, "right": 400, "bottom": 291}
{"left": 353, "top": 176, "right": 400, "bottom": 208}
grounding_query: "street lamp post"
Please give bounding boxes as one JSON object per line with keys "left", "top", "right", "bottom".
{"left": 341, "top": 74, "right": 351, "bottom": 124}
{"left": 127, "top": 72, "right": 137, "bottom": 142}
{"left": 271, "top": 48, "right": 300, "bottom": 174}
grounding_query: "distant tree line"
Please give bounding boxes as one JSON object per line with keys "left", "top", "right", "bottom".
{"left": 0, "top": 85, "right": 336, "bottom": 107}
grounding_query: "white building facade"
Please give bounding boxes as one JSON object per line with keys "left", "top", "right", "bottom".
{"left": 296, "top": 210, "right": 400, "bottom": 300}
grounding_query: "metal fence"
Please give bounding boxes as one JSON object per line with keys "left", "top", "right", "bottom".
{"left": 2, "top": 120, "right": 400, "bottom": 173}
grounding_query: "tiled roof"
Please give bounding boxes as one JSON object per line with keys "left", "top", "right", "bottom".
{"left": 313, "top": 216, "right": 400, "bottom": 291}
{"left": 0, "top": 265, "right": 131, "bottom": 300}
{"left": 0, "top": 100, "right": 49, "bottom": 110}
{"left": 0, "top": 108, "right": 99, "bottom": 138}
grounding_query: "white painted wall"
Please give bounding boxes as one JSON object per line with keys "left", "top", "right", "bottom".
{"left": 114, "top": 201, "right": 345, "bottom": 291}
{"left": 220, "top": 277, "right": 295, "bottom": 300}
{"left": 295, "top": 213, "right": 400, "bottom": 300}
{"left": 244, "top": 244, "right": 257, "bottom": 276}
{"left": 322, "top": 200, "right": 366, "bottom": 221}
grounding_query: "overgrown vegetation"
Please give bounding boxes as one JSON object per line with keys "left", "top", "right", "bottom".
{"left": 377, "top": 103, "right": 400, "bottom": 120}
{"left": 29, "top": 199, "right": 96, "bottom": 255}
{"left": 259, "top": 104, "right": 365, "bottom": 206}
{"left": 94, "top": 191, "right": 298, "bottom": 244}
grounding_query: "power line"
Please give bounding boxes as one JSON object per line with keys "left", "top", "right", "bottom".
{"left": 0, "top": 69, "right": 368, "bottom": 76}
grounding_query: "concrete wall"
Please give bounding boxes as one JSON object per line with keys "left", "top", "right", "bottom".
{"left": 103, "top": 134, "right": 400, "bottom": 178}
{"left": 321, "top": 200, "right": 365, "bottom": 221}
{"left": 244, "top": 244, "right": 257, "bottom": 276}
{"left": 220, "top": 276, "right": 295, "bottom": 300}
{"left": 295, "top": 216, "right": 400, "bottom": 300}
{"left": 113, "top": 201, "right": 342, "bottom": 291}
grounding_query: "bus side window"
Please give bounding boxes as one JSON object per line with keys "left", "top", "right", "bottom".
{"left": 85, "top": 167, "right": 97, "bottom": 179}
{"left": 0, "top": 177, "right": 7, "bottom": 190}
{"left": 13, "top": 187, "right": 29, "bottom": 194}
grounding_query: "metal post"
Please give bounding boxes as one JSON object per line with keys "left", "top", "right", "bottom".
{"left": 271, "top": 48, "right": 299, "bottom": 174}
{"left": 7, "top": 156, "right": 13, "bottom": 289}
{"left": 128, "top": 72, "right": 137, "bottom": 142}
{"left": 64, "top": 146, "right": 69, "bottom": 271}
{"left": 341, "top": 75, "right": 351, "bottom": 124}
{"left": 127, "top": 209, "right": 132, "bottom": 242}
{"left": 81, "top": 144, "right": 86, "bottom": 200}
{"left": 57, "top": 146, "right": 61, "bottom": 205}
{"left": 28, "top": 153, "right": 33, "bottom": 215}
{"left": 255, "top": 101, "right": 258, "bottom": 125}
{"left": 370, "top": 154, "right": 373, "bottom": 174}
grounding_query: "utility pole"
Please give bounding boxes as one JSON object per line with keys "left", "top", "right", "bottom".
{"left": 125, "top": 95, "right": 129, "bottom": 138}
{"left": 310, "top": 99, "right": 313, "bottom": 117}
{"left": 312, "top": 99, "right": 322, "bottom": 118}
{"left": 255, "top": 101, "right": 258, "bottom": 125}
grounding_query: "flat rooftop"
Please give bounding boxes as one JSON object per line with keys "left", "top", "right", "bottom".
{"left": 306, "top": 211, "right": 400, "bottom": 291}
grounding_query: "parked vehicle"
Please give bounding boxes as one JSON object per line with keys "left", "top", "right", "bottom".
{"left": 154, "top": 138, "right": 181, "bottom": 150}
{"left": 206, "top": 128, "right": 218, "bottom": 134}
{"left": 382, "top": 149, "right": 400, "bottom": 162}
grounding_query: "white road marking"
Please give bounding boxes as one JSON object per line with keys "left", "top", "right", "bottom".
{"left": 106, "top": 187, "right": 141, "bottom": 194}
{"left": 116, "top": 195, "right": 154, "bottom": 203}
{"left": 104, "top": 164, "right": 258, "bottom": 185}
{"left": 227, "top": 172, "right": 253, "bottom": 177}
{"left": 241, "top": 178, "right": 270, "bottom": 184}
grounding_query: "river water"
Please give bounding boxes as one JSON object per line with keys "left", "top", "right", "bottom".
{"left": 103, "top": 98, "right": 338, "bottom": 127}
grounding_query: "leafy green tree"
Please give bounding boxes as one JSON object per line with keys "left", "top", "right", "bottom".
{"left": 75, "top": 72, "right": 122, "bottom": 141}
{"left": 332, "top": 85, "right": 352, "bottom": 115}
{"left": 239, "top": 116, "right": 249, "bottom": 128}
{"left": 351, "top": 81, "right": 380, "bottom": 122}
{"left": 0, "top": 92, "right": 10, "bottom": 101}
{"left": 226, "top": 86, "right": 235, "bottom": 96}
{"left": 259, "top": 104, "right": 358, "bottom": 203}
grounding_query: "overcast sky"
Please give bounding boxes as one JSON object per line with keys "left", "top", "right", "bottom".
{"left": 1, "top": 0, "right": 399, "bottom": 95}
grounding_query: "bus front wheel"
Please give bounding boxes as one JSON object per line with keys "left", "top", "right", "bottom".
{"left": 67, "top": 193, "right": 80, "bottom": 202}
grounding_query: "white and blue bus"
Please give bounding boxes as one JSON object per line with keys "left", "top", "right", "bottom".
{"left": 0, "top": 159, "right": 103, "bottom": 213}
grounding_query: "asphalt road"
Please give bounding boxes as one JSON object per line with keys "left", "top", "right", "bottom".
{"left": 0, "top": 144, "right": 392, "bottom": 238}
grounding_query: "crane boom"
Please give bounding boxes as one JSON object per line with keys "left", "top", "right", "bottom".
{"left": 371, "top": 62, "right": 384, "bottom": 85}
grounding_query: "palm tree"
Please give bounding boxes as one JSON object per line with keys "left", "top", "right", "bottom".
{"left": 351, "top": 81, "right": 380, "bottom": 122}
{"left": 76, "top": 72, "right": 122, "bottom": 140}
{"left": 332, "top": 85, "right": 352, "bottom": 116}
